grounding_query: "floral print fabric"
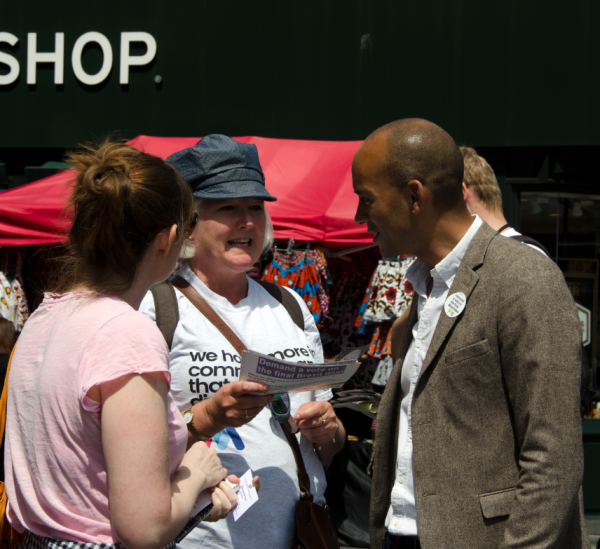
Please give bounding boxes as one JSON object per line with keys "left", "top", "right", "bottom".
{"left": 0, "top": 271, "right": 15, "bottom": 325}
{"left": 363, "top": 257, "right": 416, "bottom": 322}
{"left": 350, "top": 256, "right": 416, "bottom": 386}
{"left": 0, "top": 247, "right": 31, "bottom": 330}
{"left": 262, "top": 249, "right": 331, "bottom": 327}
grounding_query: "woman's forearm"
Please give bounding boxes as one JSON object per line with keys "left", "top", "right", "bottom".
{"left": 101, "top": 374, "right": 226, "bottom": 549}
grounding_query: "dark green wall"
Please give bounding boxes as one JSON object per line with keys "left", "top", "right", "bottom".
{"left": 1, "top": 0, "right": 599, "bottom": 148}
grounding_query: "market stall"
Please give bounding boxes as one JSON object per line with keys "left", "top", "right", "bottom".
{"left": 0, "top": 135, "right": 371, "bottom": 247}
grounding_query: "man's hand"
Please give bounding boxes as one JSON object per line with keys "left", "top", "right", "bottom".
{"left": 195, "top": 381, "right": 274, "bottom": 437}
{"left": 294, "top": 400, "right": 338, "bottom": 444}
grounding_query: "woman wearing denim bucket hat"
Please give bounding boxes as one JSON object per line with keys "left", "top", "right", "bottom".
{"left": 140, "top": 135, "right": 345, "bottom": 549}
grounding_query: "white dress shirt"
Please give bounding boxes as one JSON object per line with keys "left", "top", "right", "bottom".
{"left": 385, "top": 215, "right": 483, "bottom": 536}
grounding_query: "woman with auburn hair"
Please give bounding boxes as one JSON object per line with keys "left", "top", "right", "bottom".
{"left": 4, "top": 141, "right": 238, "bottom": 549}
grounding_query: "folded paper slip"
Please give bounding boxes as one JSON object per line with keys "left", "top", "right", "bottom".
{"left": 240, "top": 350, "right": 361, "bottom": 395}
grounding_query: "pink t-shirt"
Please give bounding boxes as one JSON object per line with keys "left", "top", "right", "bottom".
{"left": 4, "top": 292, "right": 188, "bottom": 543}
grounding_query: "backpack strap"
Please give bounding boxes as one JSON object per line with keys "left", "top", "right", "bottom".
{"left": 508, "top": 235, "right": 551, "bottom": 257}
{"left": 150, "top": 281, "right": 179, "bottom": 351}
{"left": 172, "top": 276, "right": 248, "bottom": 356}
{"left": 150, "top": 278, "right": 305, "bottom": 349}
{"left": 257, "top": 280, "right": 305, "bottom": 332}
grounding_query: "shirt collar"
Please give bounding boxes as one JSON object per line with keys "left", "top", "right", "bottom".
{"left": 406, "top": 215, "right": 483, "bottom": 297}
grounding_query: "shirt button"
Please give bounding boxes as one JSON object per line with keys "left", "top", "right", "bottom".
{"left": 399, "top": 477, "right": 405, "bottom": 484}
{"left": 416, "top": 340, "right": 423, "bottom": 349}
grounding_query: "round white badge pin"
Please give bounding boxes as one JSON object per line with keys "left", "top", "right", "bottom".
{"left": 444, "top": 292, "right": 466, "bottom": 318}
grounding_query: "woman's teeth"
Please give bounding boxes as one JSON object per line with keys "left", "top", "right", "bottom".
{"left": 228, "top": 239, "right": 251, "bottom": 247}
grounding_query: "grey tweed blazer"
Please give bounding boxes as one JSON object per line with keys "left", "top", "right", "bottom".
{"left": 370, "top": 222, "right": 588, "bottom": 548}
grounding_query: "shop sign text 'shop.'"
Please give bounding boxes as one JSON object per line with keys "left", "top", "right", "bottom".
{"left": 0, "top": 31, "right": 157, "bottom": 86}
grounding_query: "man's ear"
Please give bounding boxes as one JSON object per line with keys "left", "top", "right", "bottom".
{"left": 407, "top": 179, "right": 426, "bottom": 215}
{"left": 155, "top": 224, "right": 178, "bottom": 257}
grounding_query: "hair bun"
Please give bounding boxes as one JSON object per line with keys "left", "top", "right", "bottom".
{"left": 80, "top": 147, "right": 134, "bottom": 206}
{"left": 59, "top": 139, "right": 194, "bottom": 295}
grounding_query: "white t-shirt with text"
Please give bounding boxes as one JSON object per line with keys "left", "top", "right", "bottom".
{"left": 140, "top": 264, "right": 330, "bottom": 549}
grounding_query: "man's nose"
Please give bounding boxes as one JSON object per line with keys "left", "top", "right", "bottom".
{"left": 355, "top": 203, "right": 367, "bottom": 225}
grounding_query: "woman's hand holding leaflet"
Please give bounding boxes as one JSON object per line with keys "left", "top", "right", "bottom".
{"left": 294, "top": 400, "right": 338, "bottom": 444}
{"left": 294, "top": 400, "right": 346, "bottom": 464}
{"left": 197, "top": 381, "right": 274, "bottom": 435}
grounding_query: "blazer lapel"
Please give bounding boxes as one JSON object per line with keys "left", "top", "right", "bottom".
{"left": 417, "top": 222, "right": 498, "bottom": 384}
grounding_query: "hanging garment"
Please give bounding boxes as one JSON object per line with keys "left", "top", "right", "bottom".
{"left": 5, "top": 250, "right": 30, "bottom": 331}
{"left": 372, "top": 355, "right": 395, "bottom": 387}
{"left": 329, "top": 266, "right": 374, "bottom": 349}
{"left": 354, "top": 270, "right": 378, "bottom": 334}
{"left": 11, "top": 278, "right": 29, "bottom": 331}
{"left": 363, "top": 257, "right": 416, "bottom": 322}
{"left": 362, "top": 260, "right": 399, "bottom": 323}
{"left": 0, "top": 272, "right": 17, "bottom": 329}
{"left": 366, "top": 321, "right": 393, "bottom": 358}
{"left": 393, "top": 256, "right": 416, "bottom": 317}
{"left": 262, "top": 250, "right": 330, "bottom": 326}
{"left": 311, "top": 250, "right": 332, "bottom": 324}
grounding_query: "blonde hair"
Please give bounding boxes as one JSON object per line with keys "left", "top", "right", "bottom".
{"left": 461, "top": 147, "right": 503, "bottom": 214}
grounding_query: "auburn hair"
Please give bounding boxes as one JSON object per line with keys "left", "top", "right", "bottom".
{"left": 51, "top": 140, "right": 194, "bottom": 294}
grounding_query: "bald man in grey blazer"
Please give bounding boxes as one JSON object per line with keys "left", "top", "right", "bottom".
{"left": 352, "top": 119, "right": 587, "bottom": 548}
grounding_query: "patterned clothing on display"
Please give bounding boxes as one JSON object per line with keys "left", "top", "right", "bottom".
{"left": 312, "top": 250, "right": 332, "bottom": 323}
{"left": 367, "top": 321, "right": 393, "bottom": 358}
{"left": 262, "top": 249, "right": 331, "bottom": 326}
{"left": 1, "top": 246, "right": 49, "bottom": 315}
{"left": 354, "top": 270, "right": 378, "bottom": 333}
{"left": 328, "top": 264, "right": 374, "bottom": 350}
{"left": 0, "top": 271, "right": 17, "bottom": 329}
{"left": 363, "top": 257, "right": 416, "bottom": 322}
{"left": 12, "top": 276, "right": 30, "bottom": 330}
{"left": 372, "top": 355, "right": 395, "bottom": 386}
{"left": 348, "top": 256, "right": 416, "bottom": 387}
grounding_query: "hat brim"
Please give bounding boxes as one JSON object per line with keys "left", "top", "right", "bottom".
{"left": 192, "top": 180, "right": 277, "bottom": 202}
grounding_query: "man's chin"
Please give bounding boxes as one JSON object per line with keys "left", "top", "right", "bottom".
{"left": 376, "top": 237, "right": 403, "bottom": 259}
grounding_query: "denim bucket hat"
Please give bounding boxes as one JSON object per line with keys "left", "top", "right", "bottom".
{"left": 166, "top": 135, "right": 277, "bottom": 202}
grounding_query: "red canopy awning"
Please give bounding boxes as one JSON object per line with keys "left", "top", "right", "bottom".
{"left": 0, "top": 135, "right": 372, "bottom": 247}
